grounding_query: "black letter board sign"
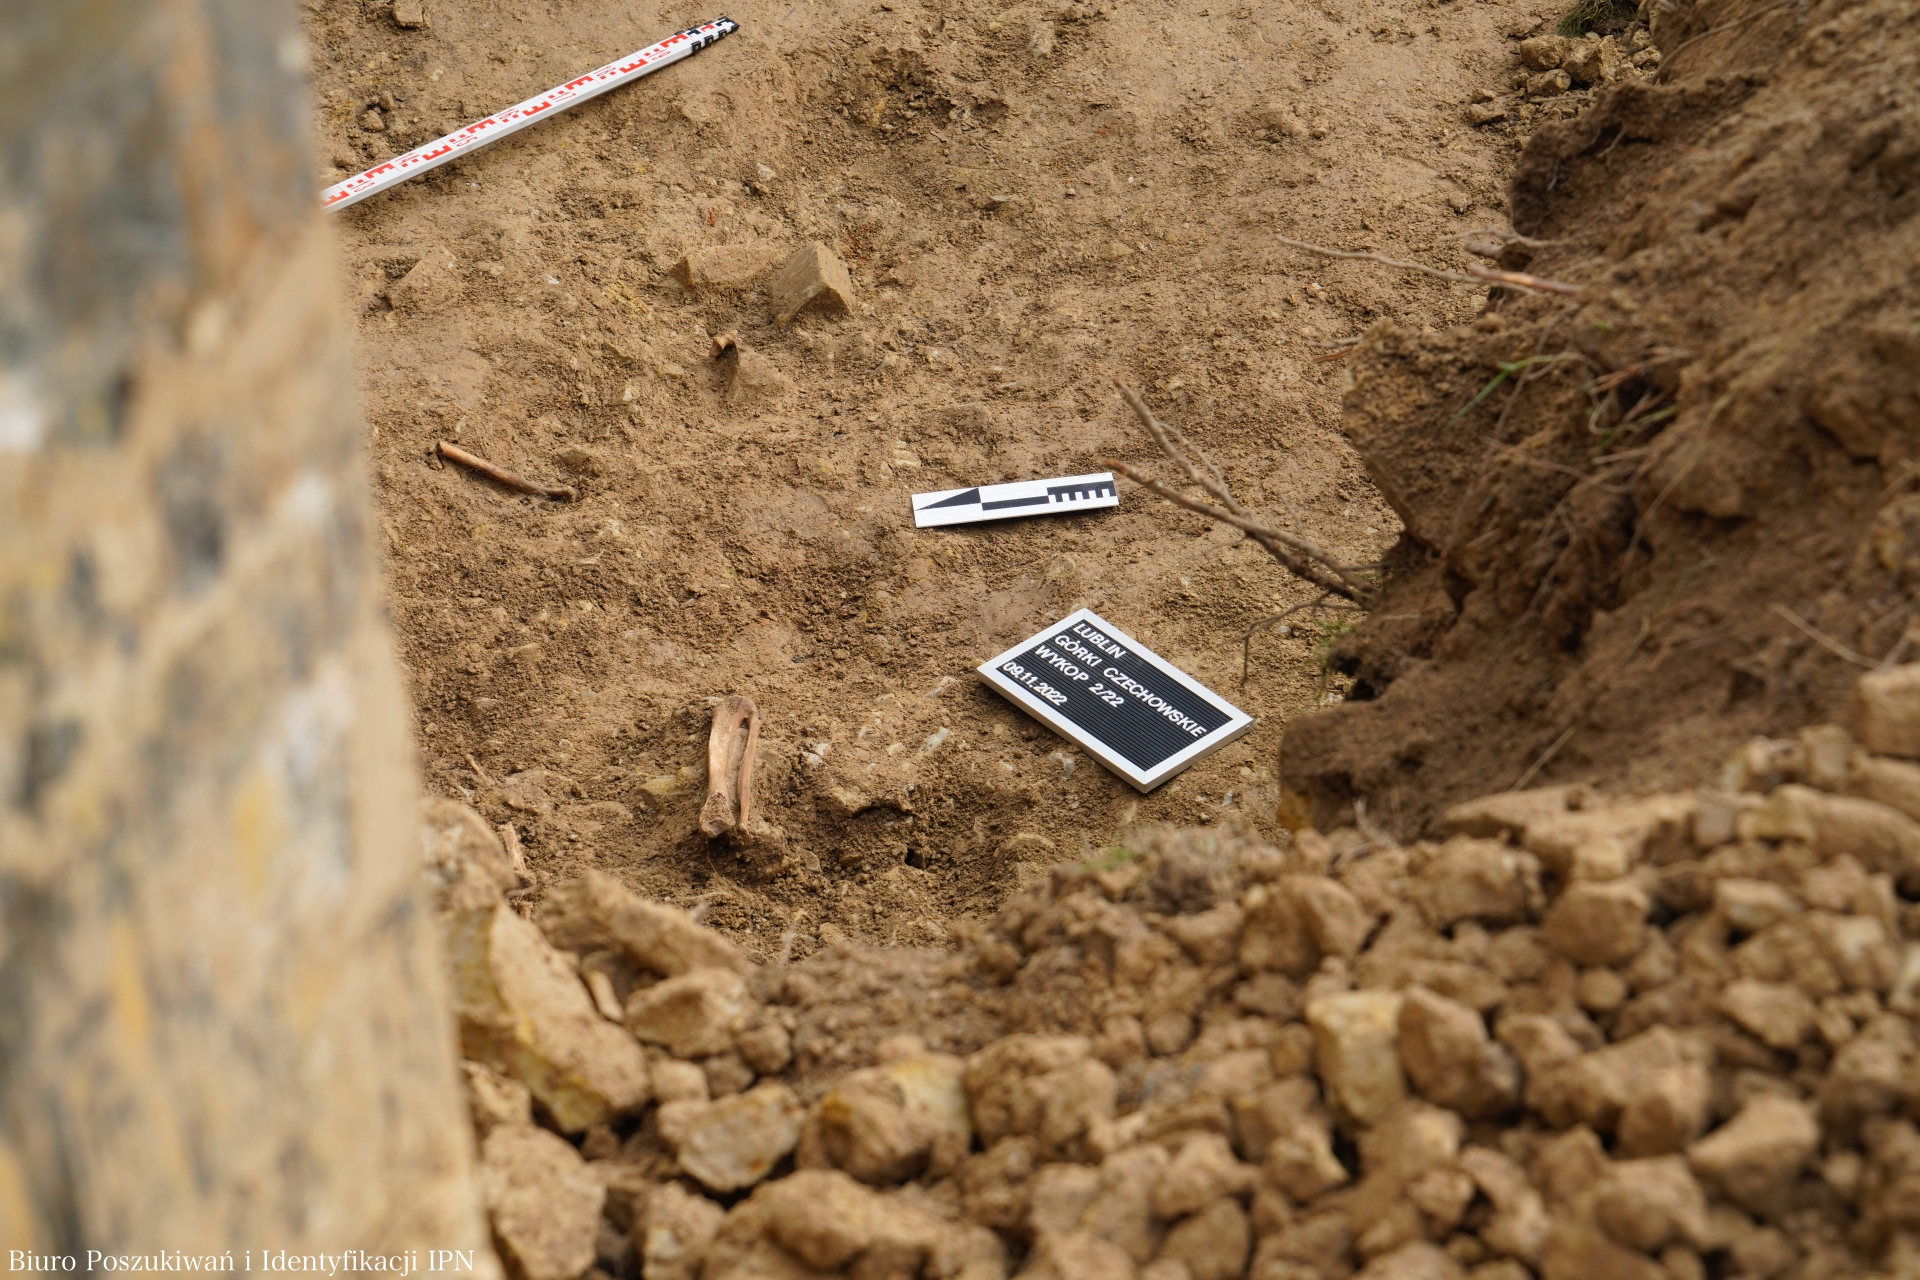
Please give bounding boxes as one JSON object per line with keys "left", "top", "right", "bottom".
{"left": 977, "top": 609, "right": 1253, "bottom": 791}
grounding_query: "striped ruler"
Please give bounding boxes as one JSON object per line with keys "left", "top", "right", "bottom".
{"left": 911, "top": 472, "right": 1119, "bottom": 528}
{"left": 322, "top": 17, "right": 738, "bottom": 212}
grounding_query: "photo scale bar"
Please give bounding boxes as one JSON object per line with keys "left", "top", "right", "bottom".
{"left": 912, "top": 472, "right": 1119, "bottom": 528}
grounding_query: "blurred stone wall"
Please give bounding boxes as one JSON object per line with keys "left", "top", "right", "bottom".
{"left": 0, "top": 0, "right": 487, "bottom": 1257}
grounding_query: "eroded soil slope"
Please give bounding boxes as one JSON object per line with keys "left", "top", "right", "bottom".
{"left": 1284, "top": 0, "right": 1920, "bottom": 833}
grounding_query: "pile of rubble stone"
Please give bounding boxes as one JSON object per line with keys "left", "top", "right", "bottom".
{"left": 424, "top": 663, "right": 1920, "bottom": 1280}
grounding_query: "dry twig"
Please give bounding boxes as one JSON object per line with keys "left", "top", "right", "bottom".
{"left": 1109, "top": 383, "right": 1373, "bottom": 603}
{"left": 1443, "top": 227, "right": 1562, "bottom": 250}
{"left": 1272, "top": 235, "right": 1583, "bottom": 296}
{"left": 1771, "top": 604, "right": 1876, "bottom": 669}
{"left": 1239, "top": 593, "right": 1360, "bottom": 683}
{"left": 437, "top": 440, "right": 576, "bottom": 501}
{"left": 1465, "top": 262, "right": 1584, "bottom": 297}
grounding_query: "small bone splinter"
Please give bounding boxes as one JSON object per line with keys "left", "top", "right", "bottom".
{"left": 700, "top": 695, "right": 763, "bottom": 838}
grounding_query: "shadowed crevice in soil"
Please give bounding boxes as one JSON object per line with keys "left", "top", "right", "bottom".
{"left": 1281, "top": 0, "right": 1920, "bottom": 835}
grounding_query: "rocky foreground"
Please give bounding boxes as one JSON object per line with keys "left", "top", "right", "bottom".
{"left": 426, "top": 663, "right": 1920, "bottom": 1280}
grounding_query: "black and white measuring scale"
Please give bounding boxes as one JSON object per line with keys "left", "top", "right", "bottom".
{"left": 978, "top": 609, "right": 1253, "bottom": 791}
{"left": 911, "top": 473, "right": 1119, "bottom": 528}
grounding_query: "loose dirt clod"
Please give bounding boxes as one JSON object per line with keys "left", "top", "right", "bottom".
{"left": 767, "top": 242, "right": 855, "bottom": 325}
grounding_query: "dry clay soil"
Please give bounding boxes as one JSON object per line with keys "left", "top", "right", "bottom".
{"left": 306, "top": 0, "right": 1572, "bottom": 953}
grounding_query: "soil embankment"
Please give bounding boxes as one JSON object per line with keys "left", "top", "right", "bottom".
{"left": 1285, "top": 0, "right": 1920, "bottom": 834}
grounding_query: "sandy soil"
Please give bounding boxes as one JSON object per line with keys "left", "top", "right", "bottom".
{"left": 304, "top": 0, "right": 1574, "bottom": 952}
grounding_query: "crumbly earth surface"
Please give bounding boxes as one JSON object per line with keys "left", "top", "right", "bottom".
{"left": 302, "top": 0, "right": 1604, "bottom": 950}
{"left": 1284, "top": 0, "right": 1920, "bottom": 834}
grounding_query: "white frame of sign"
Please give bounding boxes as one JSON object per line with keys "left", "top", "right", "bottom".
{"left": 976, "top": 608, "right": 1254, "bottom": 792}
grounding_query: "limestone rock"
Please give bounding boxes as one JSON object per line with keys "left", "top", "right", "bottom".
{"left": 1718, "top": 979, "right": 1816, "bottom": 1049}
{"left": 737, "top": 1019, "right": 795, "bottom": 1075}
{"left": 540, "top": 870, "right": 749, "bottom": 977}
{"left": 1522, "top": 795, "right": 1693, "bottom": 881}
{"left": 1738, "top": 785, "right": 1920, "bottom": 889}
{"left": 1406, "top": 1167, "right": 1475, "bottom": 1235}
{"left": 1537, "top": 1221, "right": 1665, "bottom": 1280}
{"left": 1853, "top": 662, "right": 1920, "bottom": 756}
{"left": 1290, "top": 876, "right": 1373, "bottom": 959}
{"left": 641, "top": 1183, "right": 726, "bottom": 1280}
{"left": 480, "top": 1124, "right": 606, "bottom": 1280}
{"left": 1559, "top": 35, "right": 1622, "bottom": 85}
{"left": 1085, "top": 1145, "right": 1171, "bottom": 1263}
{"left": 1540, "top": 879, "right": 1648, "bottom": 966}
{"left": 1591, "top": 1156, "right": 1708, "bottom": 1252}
{"left": 1819, "top": 1032, "right": 1909, "bottom": 1133}
{"left": 1459, "top": 1146, "right": 1548, "bottom": 1263}
{"left": 770, "top": 242, "right": 856, "bottom": 324}
{"left": 1358, "top": 1102, "right": 1463, "bottom": 1186}
{"left": 1406, "top": 837, "right": 1540, "bottom": 929}
{"left": 1241, "top": 877, "right": 1376, "bottom": 977}
{"left": 1238, "top": 882, "right": 1318, "bottom": 977}
{"left": 749, "top": 1168, "right": 987, "bottom": 1280}
{"left": 757, "top": 1169, "right": 886, "bottom": 1269}
{"left": 1535, "top": 1126, "right": 1608, "bottom": 1204}
{"left": 552, "top": 446, "right": 607, "bottom": 482}
{"left": 625, "top": 966, "right": 754, "bottom": 1059}
{"left": 652, "top": 1057, "right": 711, "bottom": 1104}
{"left": 1260, "top": 1102, "right": 1351, "bottom": 1202}
{"left": 966, "top": 1035, "right": 1116, "bottom": 1161}
{"left": 1152, "top": 1134, "right": 1255, "bottom": 1220}
{"left": 1616, "top": 1062, "right": 1712, "bottom": 1157}
{"left": 658, "top": 1083, "right": 806, "bottom": 1192}
{"left": 672, "top": 243, "right": 784, "bottom": 291}
{"left": 446, "top": 903, "right": 651, "bottom": 1132}
{"left": 1306, "top": 990, "right": 1407, "bottom": 1126}
{"left": 1021, "top": 1231, "right": 1136, "bottom": 1280}
{"left": 462, "top": 1059, "right": 532, "bottom": 1136}
{"left": 1516, "top": 33, "right": 1574, "bottom": 68}
{"left": 1159, "top": 903, "right": 1245, "bottom": 965}
{"left": 1530, "top": 1026, "right": 1698, "bottom": 1134}
{"left": 422, "top": 798, "right": 522, "bottom": 911}
{"left": 1496, "top": 1014, "right": 1583, "bottom": 1086}
{"left": 1029, "top": 1163, "right": 1102, "bottom": 1238}
{"left": 1686, "top": 1094, "right": 1819, "bottom": 1215}
{"left": 1526, "top": 69, "right": 1572, "bottom": 97}
{"left": 816, "top": 1053, "right": 971, "bottom": 1185}
{"left": 1354, "top": 1241, "right": 1463, "bottom": 1280}
{"left": 1156, "top": 1198, "right": 1250, "bottom": 1280}
{"left": 1847, "top": 752, "right": 1920, "bottom": 821}
{"left": 1440, "top": 785, "right": 1585, "bottom": 840}
{"left": 1397, "top": 986, "right": 1520, "bottom": 1118}
{"left": 1714, "top": 878, "right": 1803, "bottom": 933}
{"left": 391, "top": 0, "right": 427, "bottom": 26}
{"left": 1231, "top": 1076, "right": 1319, "bottom": 1162}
